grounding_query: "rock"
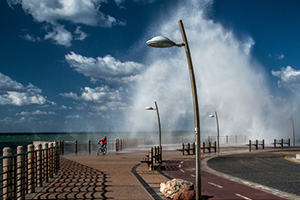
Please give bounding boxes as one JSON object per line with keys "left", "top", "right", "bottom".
{"left": 160, "top": 178, "right": 194, "bottom": 199}
{"left": 173, "top": 186, "right": 195, "bottom": 200}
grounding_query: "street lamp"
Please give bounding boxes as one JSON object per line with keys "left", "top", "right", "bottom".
{"left": 146, "top": 101, "right": 162, "bottom": 154}
{"left": 209, "top": 111, "right": 220, "bottom": 152}
{"left": 146, "top": 20, "right": 201, "bottom": 199}
{"left": 289, "top": 115, "right": 295, "bottom": 146}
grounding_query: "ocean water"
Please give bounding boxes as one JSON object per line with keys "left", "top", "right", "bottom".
{"left": 0, "top": 131, "right": 197, "bottom": 155}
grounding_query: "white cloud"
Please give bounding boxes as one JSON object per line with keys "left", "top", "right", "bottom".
{"left": 44, "top": 25, "right": 72, "bottom": 47}
{"left": 19, "top": 110, "right": 56, "bottom": 116}
{"left": 65, "top": 114, "right": 80, "bottom": 119}
{"left": 65, "top": 52, "right": 145, "bottom": 83}
{"left": 0, "top": 73, "right": 26, "bottom": 92}
{"left": 7, "top": 0, "right": 126, "bottom": 46}
{"left": 0, "top": 73, "right": 56, "bottom": 106}
{"left": 22, "top": 34, "right": 41, "bottom": 42}
{"left": 74, "top": 26, "right": 88, "bottom": 41}
{"left": 60, "top": 86, "right": 121, "bottom": 103}
{"left": 268, "top": 53, "right": 285, "bottom": 60}
{"left": 272, "top": 66, "right": 300, "bottom": 95}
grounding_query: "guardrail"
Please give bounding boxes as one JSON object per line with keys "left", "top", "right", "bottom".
{"left": 1, "top": 142, "right": 60, "bottom": 200}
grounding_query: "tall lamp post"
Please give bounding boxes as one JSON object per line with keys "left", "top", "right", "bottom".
{"left": 289, "top": 115, "right": 295, "bottom": 146}
{"left": 209, "top": 111, "right": 219, "bottom": 152}
{"left": 146, "top": 20, "right": 201, "bottom": 199}
{"left": 146, "top": 101, "right": 162, "bottom": 152}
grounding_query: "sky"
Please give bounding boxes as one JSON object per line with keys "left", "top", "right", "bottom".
{"left": 1, "top": 0, "right": 300, "bottom": 141}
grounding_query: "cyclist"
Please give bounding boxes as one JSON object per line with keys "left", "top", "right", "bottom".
{"left": 98, "top": 136, "right": 107, "bottom": 149}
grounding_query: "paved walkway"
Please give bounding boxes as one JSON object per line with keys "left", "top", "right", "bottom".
{"left": 30, "top": 147, "right": 300, "bottom": 200}
{"left": 32, "top": 150, "right": 185, "bottom": 199}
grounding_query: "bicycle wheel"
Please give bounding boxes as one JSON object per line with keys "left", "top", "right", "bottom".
{"left": 97, "top": 147, "right": 101, "bottom": 155}
{"left": 103, "top": 147, "right": 107, "bottom": 155}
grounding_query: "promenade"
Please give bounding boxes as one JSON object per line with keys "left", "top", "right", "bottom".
{"left": 28, "top": 147, "right": 300, "bottom": 200}
{"left": 31, "top": 150, "right": 185, "bottom": 200}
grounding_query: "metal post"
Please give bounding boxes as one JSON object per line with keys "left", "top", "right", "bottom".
{"left": 178, "top": 19, "right": 201, "bottom": 200}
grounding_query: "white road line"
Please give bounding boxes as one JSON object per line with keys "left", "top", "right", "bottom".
{"left": 235, "top": 193, "right": 252, "bottom": 200}
{"left": 178, "top": 165, "right": 181, "bottom": 168}
{"left": 190, "top": 174, "right": 195, "bottom": 177}
{"left": 208, "top": 182, "right": 223, "bottom": 189}
{"left": 180, "top": 169, "right": 185, "bottom": 173}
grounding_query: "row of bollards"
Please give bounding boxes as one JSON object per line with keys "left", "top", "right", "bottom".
{"left": 248, "top": 139, "right": 265, "bottom": 152}
{"left": 179, "top": 142, "right": 217, "bottom": 155}
{"left": 1, "top": 142, "right": 60, "bottom": 200}
{"left": 272, "top": 139, "right": 290, "bottom": 148}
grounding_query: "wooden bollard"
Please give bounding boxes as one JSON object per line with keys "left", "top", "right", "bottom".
{"left": 262, "top": 139, "right": 265, "bottom": 149}
{"left": 149, "top": 147, "right": 153, "bottom": 170}
{"left": 54, "top": 141, "right": 59, "bottom": 175}
{"left": 17, "top": 146, "right": 25, "bottom": 199}
{"left": 3, "top": 147, "right": 12, "bottom": 200}
{"left": 192, "top": 143, "right": 195, "bottom": 155}
{"left": 88, "top": 140, "right": 91, "bottom": 155}
{"left": 208, "top": 141, "right": 211, "bottom": 153}
{"left": 255, "top": 140, "right": 258, "bottom": 150}
{"left": 75, "top": 140, "right": 78, "bottom": 155}
{"left": 274, "top": 139, "right": 276, "bottom": 148}
{"left": 154, "top": 146, "right": 157, "bottom": 163}
{"left": 28, "top": 144, "right": 35, "bottom": 193}
{"left": 249, "top": 140, "right": 252, "bottom": 152}
{"left": 213, "top": 141, "right": 217, "bottom": 152}
{"left": 288, "top": 138, "right": 291, "bottom": 147}
{"left": 43, "top": 143, "right": 49, "bottom": 183}
{"left": 49, "top": 143, "right": 54, "bottom": 178}
{"left": 115, "top": 139, "right": 119, "bottom": 152}
{"left": 181, "top": 143, "right": 184, "bottom": 155}
{"left": 202, "top": 142, "right": 205, "bottom": 153}
{"left": 36, "top": 144, "right": 43, "bottom": 187}
{"left": 187, "top": 143, "right": 190, "bottom": 155}
{"left": 281, "top": 139, "right": 284, "bottom": 148}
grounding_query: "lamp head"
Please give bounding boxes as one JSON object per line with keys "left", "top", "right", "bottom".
{"left": 146, "top": 36, "right": 184, "bottom": 48}
{"left": 145, "top": 106, "right": 155, "bottom": 110}
{"left": 209, "top": 115, "right": 215, "bottom": 118}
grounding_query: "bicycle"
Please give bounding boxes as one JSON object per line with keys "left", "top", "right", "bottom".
{"left": 97, "top": 142, "right": 107, "bottom": 155}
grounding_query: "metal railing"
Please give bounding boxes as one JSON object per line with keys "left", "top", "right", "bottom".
{"left": 0, "top": 142, "right": 60, "bottom": 200}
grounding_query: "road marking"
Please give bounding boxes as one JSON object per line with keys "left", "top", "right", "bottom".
{"left": 181, "top": 161, "right": 184, "bottom": 164}
{"left": 180, "top": 169, "right": 185, "bottom": 172}
{"left": 235, "top": 193, "right": 252, "bottom": 200}
{"left": 208, "top": 182, "right": 223, "bottom": 189}
{"left": 190, "top": 174, "right": 195, "bottom": 177}
{"left": 179, "top": 164, "right": 181, "bottom": 167}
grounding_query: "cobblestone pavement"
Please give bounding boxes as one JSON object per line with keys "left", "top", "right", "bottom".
{"left": 207, "top": 148, "right": 300, "bottom": 197}
{"left": 33, "top": 157, "right": 108, "bottom": 199}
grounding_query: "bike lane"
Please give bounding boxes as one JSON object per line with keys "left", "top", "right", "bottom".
{"left": 160, "top": 157, "right": 288, "bottom": 200}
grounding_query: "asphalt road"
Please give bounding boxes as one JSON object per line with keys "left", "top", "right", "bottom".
{"left": 207, "top": 149, "right": 300, "bottom": 197}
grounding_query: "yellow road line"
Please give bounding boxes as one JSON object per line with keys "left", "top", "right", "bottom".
{"left": 285, "top": 155, "right": 300, "bottom": 164}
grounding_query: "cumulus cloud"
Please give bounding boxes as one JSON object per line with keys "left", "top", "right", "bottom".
{"left": 0, "top": 73, "right": 56, "bottom": 106}
{"left": 0, "top": 73, "right": 27, "bottom": 92}
{"left": 272, "top": 66, "right": 300, "bottom": 95}
{"left": 7, "top": 0, "right": 126, "bottom": 46}
{"left": 65, "top": 52, "right": 145, "bottom": 83}
{"left": 60, "top": 86, "right": 121, "bottom": 103}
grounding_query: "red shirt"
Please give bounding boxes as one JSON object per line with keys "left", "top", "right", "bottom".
{"left": 98, "top": 138, "right": 107, "bottom": 144}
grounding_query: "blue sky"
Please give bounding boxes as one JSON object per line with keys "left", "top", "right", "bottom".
{"left": 1, "top": 0, "right": 300, "bottom": 139}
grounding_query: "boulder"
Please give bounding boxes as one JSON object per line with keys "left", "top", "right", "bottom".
{"left": 160, "top": 178, "right": 194, "bottom": 199}
{"left": 173, "top": 186, "right": 195, "bottom": 200}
